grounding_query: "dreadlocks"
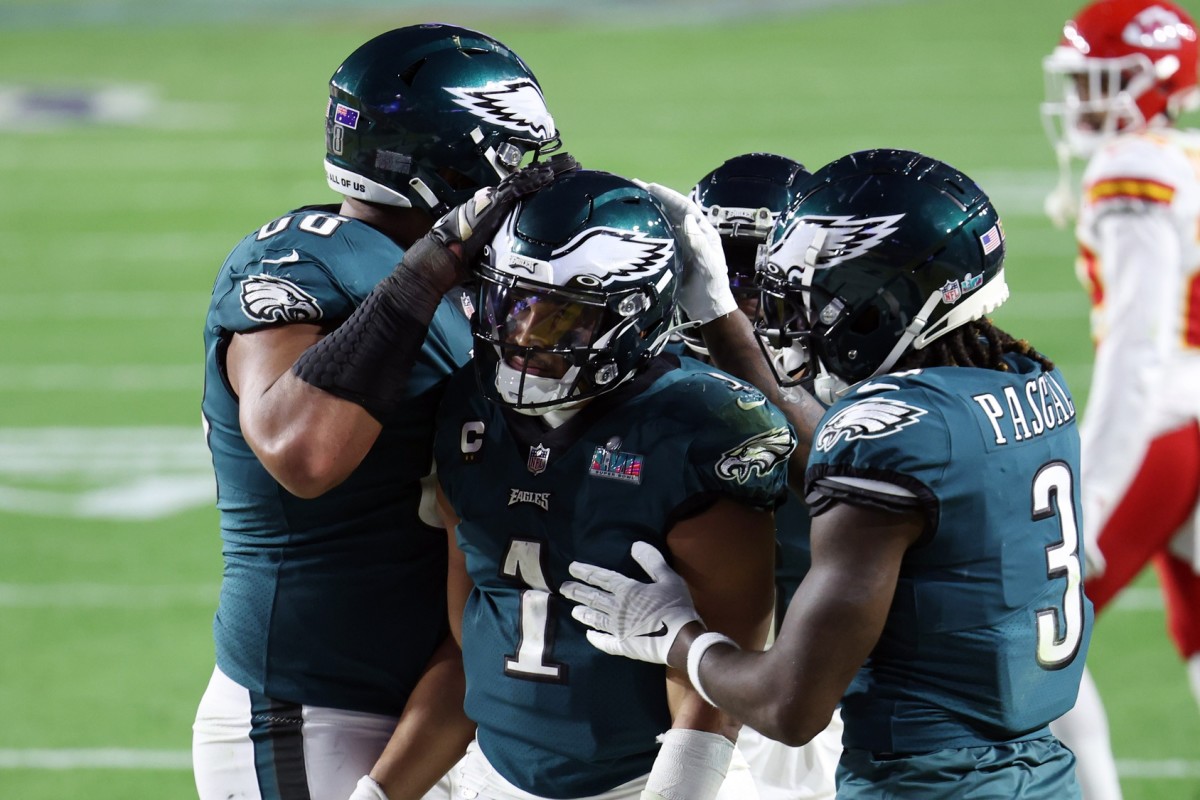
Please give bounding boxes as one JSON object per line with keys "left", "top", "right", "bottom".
{"left": 895, "top": 318, "right": 1055, "bottom": 373}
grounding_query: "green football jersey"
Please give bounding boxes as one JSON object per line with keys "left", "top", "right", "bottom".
{"left": 202, "top": 205, "right": 472, "bottom": 714}
{"left": 435, "top": 355, "right": 794, "bottom": 798}
{"left": 806, "top": 353, "right": 1091, "bottom": 756}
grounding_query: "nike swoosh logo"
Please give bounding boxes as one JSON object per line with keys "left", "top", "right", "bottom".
{"left": 261, "top": 249, "right": 300, "bottom": 265}
{"left": 737, "top": 397, "right": 767, "bottom": 411}
{"left": 641, "top": 623, "right": 669, "bottom": 638}
{"left": 856, "top": 380, "right": 899, "bottom": 395}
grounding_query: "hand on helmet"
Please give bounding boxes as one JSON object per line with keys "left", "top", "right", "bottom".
{"left": 417, "top": 152, "right": 582, "bottom": 287}
{"left": 635, "top": 180, "right": 737, "bottom": 325}
{"left": 561, "top": 541, "right": 701, "bottom": 668}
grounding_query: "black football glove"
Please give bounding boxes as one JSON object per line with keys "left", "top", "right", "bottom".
{"left": 292, "top": 153, "right": 581, "bottom": 421}
{"left": 416, "top": 151, "right": 582, "bottom": 285}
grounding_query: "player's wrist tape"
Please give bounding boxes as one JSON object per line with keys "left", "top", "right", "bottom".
{"left": 348, "top": 775, "right": 389, "bottom": 800}
{"left": 641, "top": 728, "right": 735, "bottom": 800}
{"left": 292, "top": 242, "right": 457, "bottom": 422}
{"left": 686, "top": 632, "right": 738, "bottom": 708}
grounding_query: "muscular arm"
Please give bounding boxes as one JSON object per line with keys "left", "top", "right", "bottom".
{"left": 366, "top": 634, "right": 474, "bottom": 800}
{"left": 438, "top": 484, "right": 470, "bottom": 647}
{"left": 664, "top": 496, "right": 776, "bottom": 739}
{"left": 364, "top": 483, "right": 474, "bottom": 800}
{"left": 226, "top": 324, "right": 383, "bottom": 498}
{"left": 668, "top": 501, "right": 923, "bottom": 746}
{"left": 699, "top": 312, "right": 824, "bottom": 488}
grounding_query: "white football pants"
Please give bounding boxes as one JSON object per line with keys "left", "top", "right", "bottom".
{"left": 192, "top": 665, "right": 451, "bottom": 800}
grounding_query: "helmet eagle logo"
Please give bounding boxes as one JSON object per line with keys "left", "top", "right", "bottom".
{"left": 791, "top": 214, "right": 906, "bottom": 270}
{"left": 446, "top": 79, "right": 557, "bottom": 139}
{"left": 551, "top": 227, "right": 675, "bottom": 286}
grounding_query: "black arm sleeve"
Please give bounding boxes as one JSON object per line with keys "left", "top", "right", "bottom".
{"left": 291, "top": 237, "right": 458, "bottom": 422}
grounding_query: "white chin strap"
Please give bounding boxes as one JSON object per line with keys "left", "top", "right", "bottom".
{"left": 664, "top": 315, "right": 707, "bottom": 358}
{"left": 812, "top": 368, "right": 850, "bottom": 406}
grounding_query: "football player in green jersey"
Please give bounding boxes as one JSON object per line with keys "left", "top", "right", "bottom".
{"left": 564, "top": 150, "right": 1090, "bottom": 799}
{"left": 684, "top": 153, "right": 840, "bottom": 800}
{"left": 194, "top": 24, "right": 566, "bottom": 800}
{"left": 366, "top": 169, "right": 795, "bottom": 800}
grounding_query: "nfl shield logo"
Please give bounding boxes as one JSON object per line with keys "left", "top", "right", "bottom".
{"left": 940, "top": 279, "right": 962, "bottom": 304}
{"left": 527, "top": 444, "right": 550, "bottom": 475}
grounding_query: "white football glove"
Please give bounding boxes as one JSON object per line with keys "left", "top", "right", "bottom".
{"left": 561, "top": 541, "right": 702, "bottom": 665}
{"left": 634, "top": 180, "right": 737, "bottom": 325}
{"left": 348, "top": 775, "right": 389, "bottom": 800}
{"left": 1080, "top": 492, "right": 1108, "bottom": 579}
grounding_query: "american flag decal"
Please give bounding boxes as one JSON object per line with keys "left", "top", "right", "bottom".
{"left": 979, "top": 225, "right": 1002, "bottom": 255}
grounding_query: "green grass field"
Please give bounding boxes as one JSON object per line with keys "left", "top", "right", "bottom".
{"left": 1, "top": 1, "right": 1198, "bottom": 798}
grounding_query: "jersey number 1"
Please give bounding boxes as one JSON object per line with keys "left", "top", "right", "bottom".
{"left": 502, "top": 539, "right": 566, "bottom": 682}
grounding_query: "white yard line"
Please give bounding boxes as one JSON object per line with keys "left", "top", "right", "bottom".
{"left": 0, "top": 583, "right": 218, "bottom": 608}
{"left": 0, "top": 749, "right": 192, "bottom": 770}
{"left": 0, "top": 291, "right": 204, "bottom": 319}
{"left": 1110, "top": 587, "right": 1166, "bottom": 611}
{"left": 1115, "top": 759, "right": 1200, "bottom": 779}
{"left": 0, "top": 365, "right": 198, "bottom": 391}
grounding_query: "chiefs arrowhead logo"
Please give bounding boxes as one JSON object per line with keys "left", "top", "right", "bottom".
{"left": 1123, "top": 6, "right": 1187, "bottom": 51}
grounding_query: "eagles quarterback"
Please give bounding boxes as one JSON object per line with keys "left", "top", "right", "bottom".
{"left": 194, "top": 24, "right": 565, "bottom": 800}
{"left": 362, "top": 169, "right": 795, "bottom": 800}
{"left": 564, "top": 150, "right": 1091, "bottom": 798}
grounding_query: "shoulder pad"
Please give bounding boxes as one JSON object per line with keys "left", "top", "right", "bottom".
{"left": 1083, "top": 133, "right": 1190, "bottom": 212}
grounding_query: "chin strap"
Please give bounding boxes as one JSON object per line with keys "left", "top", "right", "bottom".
{"left": 813, "top": 288, "right": 942, "bottom": 405}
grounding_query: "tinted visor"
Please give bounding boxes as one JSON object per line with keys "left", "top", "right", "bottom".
{"left": 721, "top": 239, "right": 762, "bottom": 293}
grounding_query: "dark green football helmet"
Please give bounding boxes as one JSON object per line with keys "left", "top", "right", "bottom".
{"left": 682, "top": 152, "right": 810, "bottom": 360}
{"left": 690, "top": 152, "right": 811, "bottom": 291}
{"left": 475, "top": 170, "right": 679, "bottom": 413}
{"left": 324, "top": 23, "right": 559, "bottom": 216}
{"left": 758, "top": 149, "right": 1009, "bottom": 404}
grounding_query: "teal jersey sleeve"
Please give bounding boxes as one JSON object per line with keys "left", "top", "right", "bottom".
{"left": 201, "top": 206, "right": 474, "bottom": 717}
{"left": 803, "top": 356, "right": 1091, "bottom": 753}
{"left": 209, "top": 206, "right": 399, "bottom": 334}
{"left": 673, "top": 359, "right": 796, "bottom": 511}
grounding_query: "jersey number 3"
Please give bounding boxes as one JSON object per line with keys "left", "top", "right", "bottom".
{"left": 1032, "top": 462, "right": 1085, "bottom": 670}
